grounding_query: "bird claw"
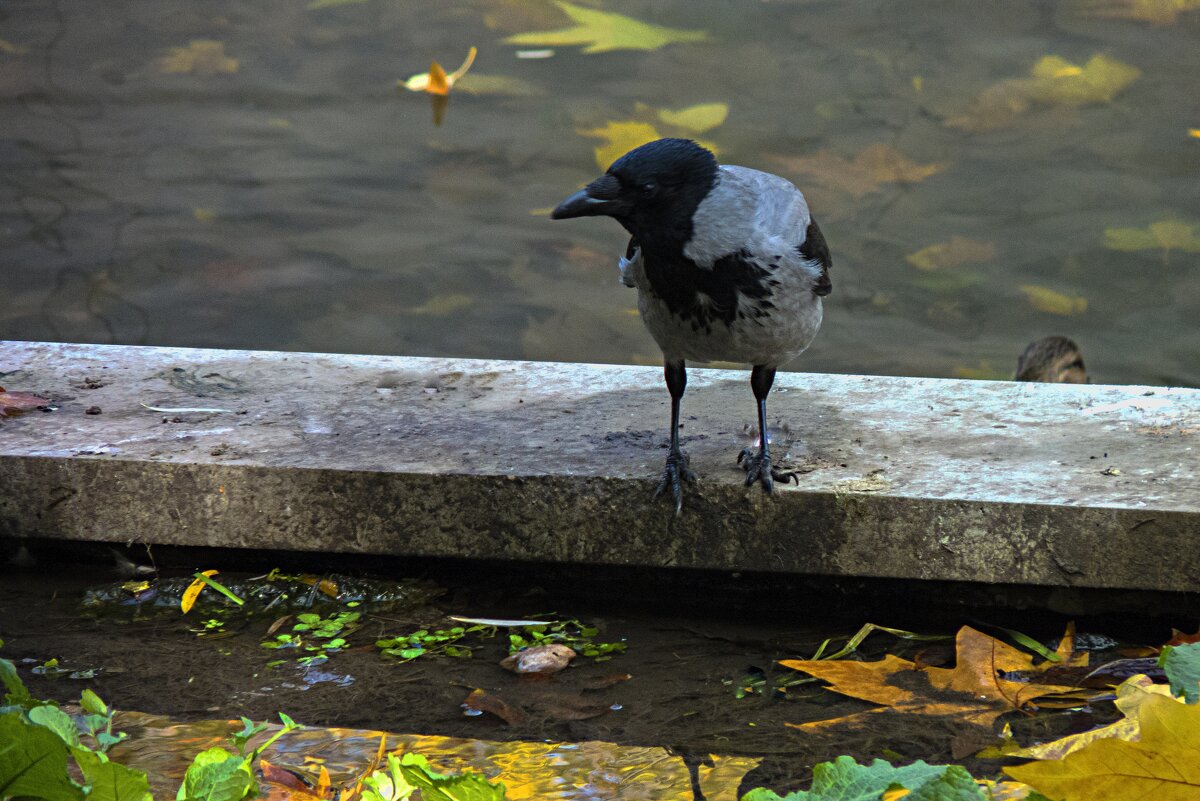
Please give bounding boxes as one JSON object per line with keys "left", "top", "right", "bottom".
{"left": 738, "top": 449, "right": 800, "bottom": 494}
{"left": 654, "top": 451, "right": 697, "bottom": 515}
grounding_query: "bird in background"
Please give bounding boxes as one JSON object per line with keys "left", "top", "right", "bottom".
{"left": 1014, "top": 336, "right": 1089, "bottom": 383}
{"left": 552, "top": 138, "right": 832, "bottom": 513}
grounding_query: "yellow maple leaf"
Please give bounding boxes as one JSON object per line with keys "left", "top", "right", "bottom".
{"left": 1019, "top": 285, "right": 1087, "bottom": 316}
{"left": 1104, "top": 219, "right": 1200, "bottom": 263}
{"left": 503, "top": 1, "right": 707, "bottom": 54}
{"left": 578, "top": 120, "right": 663, "bottom": 171}
{"left": 1076, "top": 0, "right": 1200, "bottom": 24}
{"left": 657, "top": 102, "right": 729, "bottom": 134}
{"left": 1006, "top": 693, "right": 1200, "bottom": 800}
{"left": 157, "top": 40, "right": 239, "bottom": 76}
{"left": 948, "top": 53, "right": 1139, "bottom": 131}
{"left": 400, "top": 47, "right": 477, "bottom": 94}
{"left": 906, "top": 237, "right": 996, "bottom": 271}
{"left": 772, "top": 144, "right": 946, "bottom": 198}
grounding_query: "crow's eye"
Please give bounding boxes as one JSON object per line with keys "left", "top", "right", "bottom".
{"left": 640, "top": 181, "right": 658, "bottom": 198}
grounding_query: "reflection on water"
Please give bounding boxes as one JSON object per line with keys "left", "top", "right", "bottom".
{"left": 1, "top": 0, "right": 1197, "bottom": 386}
{"left": 110, "top": 710, "right": 760, "bottom": 800}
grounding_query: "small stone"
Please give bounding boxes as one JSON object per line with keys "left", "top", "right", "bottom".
{"left": 85, "top": 406, "right": 102, "bottom": 415}
{"left": 500, "top": 644, "right": 576, "bottom": 675}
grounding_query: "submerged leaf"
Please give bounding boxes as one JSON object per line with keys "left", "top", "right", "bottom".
{"left": 948, "top": 53, "right": 1140, "bottom": 131}
{"left": 771, "top": 144, "right": 946, "bottom": 198}
{"left": 1075, "top": 0, "right": 1200, "bottom": 24}
{"left": 1104, "top": 219, "right": 1200, "bottom": 261}
{"left": 906, "top": 237, "right": 996, "bottom": 271}
{"left": 1019, "top": 285, "right": 1088, "bottom": 316}
{"left": 156, "top": 40, "right": 238, "bottom": 76}
{"left": 503, "top": 1, "right": 707, "bottom": 54}
{"left": 657, "top": 102, "right": 729, "bottom": 134}
{"left": 578, "top": 120, "right": 664, "bottom": 170}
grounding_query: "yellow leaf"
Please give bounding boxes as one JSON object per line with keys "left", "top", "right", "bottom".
{"left": 1019, "top": 285, "right": 1087, "bottom": 316}
{"left": 881, "top": 789, "right": 910, "bottom": 801}
{"left": 1104, "top": 219, "right": 1200, "bottom": 261}
{"left": 772, "top": 144, "right": 946, "bottom": 198}
{"left": 401, "top": 47, "right": 476, "bottom": 94}
{"left": 181, "top": 569, "right": 219, "bottom": 614}
{"left": 1190, "top": 128, "right": 1200, "bottom": 138}
{"left": 1076, "top": 0, "right": 1200, "bottom": 25}
{"left": 952, "top": 362, "right": 1008, "bottom": 381}
{"left": 906, "top": 237, "right": 996, "bottom": 271}
{"left": 578, "top": 120, "right": 663, "bottom": 170}
{"left": 193, "top": 208, "right": 217, "bottom": 223}
{"left": 0, "top": 38, "right": 31, "bottom": 55}
{"left": 1006, "top": 694, "right": 1200, "bottom": 801}
{"left": 657, "top": 103, "right": 729, "bottom": 134}
{"left": 157, "top": 40, "right": 239, "bottom": 76}
{"left": 408, "top": 293, "right": 473, "bottom": 316}
{"left": 696, "top": 754, "right": 762, "bottom": 801}
{"left": 503, "top": 1, "right": 708, "bottom": 54}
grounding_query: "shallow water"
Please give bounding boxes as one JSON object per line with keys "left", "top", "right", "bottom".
{"left": 1, "top": 0, "right": 1198, "bottom": 385}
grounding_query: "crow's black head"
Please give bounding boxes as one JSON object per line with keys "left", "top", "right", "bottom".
{"left": 552, "top": 138, "right": 718, "bottom": 251}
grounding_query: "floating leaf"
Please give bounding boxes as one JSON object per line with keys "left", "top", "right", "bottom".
{"left": 1190, "top": 128, "right": 1200, "bottom": 138}
{"left": 308, "top": 0, "right": 371, "bottom": 8}
{"left": 1019, "top": 285, "right": 1088, "bottom": 316}
{"left": 0, "top": 38, "right": 31, "bottom": 55}
{"left": 503, "top": 1, "right": 707, "bottom": 54}
{"left": 906, "top": 237, "right": 996, "bottom": 271}
{"left": 156, "top": 40, "right": 238, "bottom": 76}
{"left": 771, "top": 144, "right": 946, "bottom": 198}
{"left": 408, "top": 293, "right": 473, "bottom": 316}
{"left": 0, "top": 386, "right": 49, "bottom": 417}
{"left": 1076, "top": 0, "right": 1200, "bottom": 24}
{"left": 401, "top": 47, "right": 477, "bottom": 95}
{"left": 657, "top": 102, "right": 728, "bottom": 134}
{"left": 192, "top": 208, "right": 216, "bottom": 223}
{"left": 1006, "top": 694, "right": 1200, "bottom": 801}
{"left": 948, "top": 53, "right": 1140, "bottom": 131}
{"left": 1104, "top": 219, "right": 1200, "bottom": 263}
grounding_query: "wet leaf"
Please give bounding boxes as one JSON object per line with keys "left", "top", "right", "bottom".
{"left": 463, "top": 689, "right": 526, "bottom": 725}
{"left": 401, "top": 47, "right": 476, "bottom": 95}
{"left": 503, "top": 1, "right": 707, "bottom": 54}
{"left": 742, "top": 756, "right": 985, "bottom": 801}
{"left": 1019, "top": 285, "right": 1088, "bottom": 316}
{"left": 906, "top": 237, "right": 996, "bottom": 271}
{"left": 156, "top": 40, "right": 238, "bottom": 76}
{"left": 578, "top": 120, "right": 664, "bottom": 170}
{"left": 780, "top": 627, "right": 1087, "bottom": 733}
{"left": 948, "top": 54, "right": 1140, "bottom": 131}
{"left": 177, "top": 746, "right": 255, "bottom": 801}
{"left": 657, "top": 102, "right": 728, "bottom": 134}
{"left": 408, "top": 293, "right": 474, "bottom": 316}
{"left": 1160, "top": 642, "right": 1200, "bottom": 702}
{"left": 697, "top": 755, "right": 762, "bottom": 801}
{"left": 391, "top": 752, "right": 507, "bottom": 800}
{"left": 1076, "top": 0, "right": 1200, "bottom": 24}
{"left": 1005, "top": 693, "right": 1200, "bottom": 800}
{"left": 1103, "top": 219, "right": 1200, "bottom": 262}
{"left": 771, "top": 144, "right": 946, "bottom": 198}
{"left": 181, "top": 570, "right": 220, "bottom": 614}
{"left": 0, "top": 386, "right": 49, "bottom": 417}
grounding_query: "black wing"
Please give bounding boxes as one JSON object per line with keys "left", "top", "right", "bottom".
{"left": 798, "top": 219, "right": 832, "bottom": 297}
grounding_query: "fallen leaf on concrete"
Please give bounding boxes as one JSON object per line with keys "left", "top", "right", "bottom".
{"left": 770, "top": 144, "right": 946, "bottom": 198}
{"left": 0, "top": 387, "right": 49, "bottom": 417}
{"left": 463, "top": 688, "right": 526, "bottom": 725}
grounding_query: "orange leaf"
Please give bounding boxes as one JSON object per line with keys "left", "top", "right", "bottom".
{"left": 0, "top": 387, "right": 49, "bottom": 417}
{"left": 427, "top": 61, "right": 449, "bottom": 95}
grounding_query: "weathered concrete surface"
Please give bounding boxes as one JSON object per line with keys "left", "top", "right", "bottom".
{"left": 1, "top": 341, "right": 1198, "bottom": 591}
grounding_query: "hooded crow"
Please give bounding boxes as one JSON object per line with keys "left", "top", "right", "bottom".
{"left": 552, "top": 138, "right": 831, "bottom": 513}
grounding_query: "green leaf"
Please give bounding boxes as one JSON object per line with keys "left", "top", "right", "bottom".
{"left": 503, "top": 0, "right": 708, "bottom": 54}
{"left": 176, "top": 747, "right": 255, "bottom": 801}
{"left": 394, "top": 752, "right": 506, "bottom": 800}
{"left": 80, "top": 689, "right": 108, "bottom": 717}
{"left": 1, "top": 658, "right": 33, "bottom": 708}
{"left": 740, "top": 757, "right": 985, "bottom": 801}
{"left": 0, "top": 711, "right": 85, "bottom": 801}
{"left": 1160, "top": 642, "right": 1200, "bottom": 703}
{"left": 71, "top": 747, "right": 152, "bottom": 801}
{"left": 29, "top": 705, "right": 81, "bottom": 747}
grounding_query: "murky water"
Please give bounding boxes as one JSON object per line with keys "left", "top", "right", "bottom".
{"left": 1, "top": 0, "right": 1197, "bottom": 386}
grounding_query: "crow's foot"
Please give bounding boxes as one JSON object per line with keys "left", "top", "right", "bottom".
{"left": 738, "top": 449, "right": 800, "bottom": 494}
{"left": 654, "top": 451, "right": 697, "bottom": 515}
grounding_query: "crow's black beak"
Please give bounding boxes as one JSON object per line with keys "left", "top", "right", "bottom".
{"left": 551, "top": 174, "right": 627, "bottom": 219}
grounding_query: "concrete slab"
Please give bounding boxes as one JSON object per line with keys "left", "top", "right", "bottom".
{"left": 1, "top": 341, "right": 1197, "bottom": 590}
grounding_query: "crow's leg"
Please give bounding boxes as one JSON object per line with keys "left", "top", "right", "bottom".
{"left": 739, "top": 365, "right": 799, "bottom": 492}
{"left": 654, "top": 359, "right": 696, "bottom": 514}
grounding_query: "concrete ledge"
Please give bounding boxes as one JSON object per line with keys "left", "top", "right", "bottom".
{"left": 1, "top": 341, "right": 1198, "bottom": 591}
